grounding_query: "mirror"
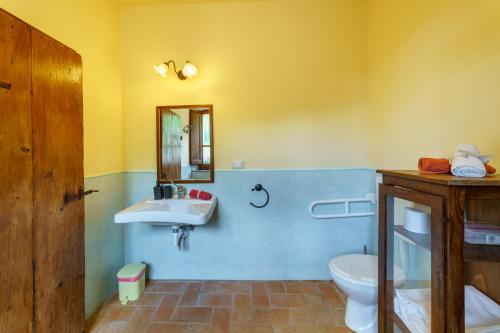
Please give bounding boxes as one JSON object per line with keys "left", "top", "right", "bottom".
{"left": 156, "top": 105, "right": 214, "bottom": 183}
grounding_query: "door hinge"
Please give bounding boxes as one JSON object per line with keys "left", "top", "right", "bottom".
{"left": 442, "top": 218, "right": 448, "bottom": 224}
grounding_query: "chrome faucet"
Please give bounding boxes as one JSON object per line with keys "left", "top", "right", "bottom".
{"left": 166, "top": 177, "right": 186, "bottom": 199}
{"left": 177, "top": 185, "right": 186, "bottom": 199}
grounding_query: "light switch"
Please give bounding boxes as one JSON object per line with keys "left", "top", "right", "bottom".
{"left": 232, "top": 160, "right": 245, "bottom": 169}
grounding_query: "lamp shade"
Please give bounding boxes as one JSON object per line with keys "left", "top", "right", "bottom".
{"left": 153, "top": 63, "right": 168, "bottom": 77}
{"left": 182, "top": 61, "right": 198, "bottom": 78}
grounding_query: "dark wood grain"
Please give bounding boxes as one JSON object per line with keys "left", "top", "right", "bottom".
{"left": 386, "top": 195, "right": 395, "bottom": 333}
{"left": 378, "top": 170, "right": 500, "bottom": 186}
{"left": 466, "top": 197, "right": 500, "bottom": 224}
{"left": 0, "top": 9, "right": 34, "bottom": 333}
{"left": 464, "top": 243, "right": 500, "bottom": 262}
{"left": 465, "top": 187, "right": 500, "bottom": 200}
{"left": 445, "top": 188, "right": 465, "bottom": 333}
{"left": 378, "top": 185, "right": 388, "bottom": 333}
{"left": 382, "top": 174, "right": 450, "bottom": 197}
{"left": 430, "top": 192, "right": 445, "bottom": 333}
{"left": 31, "top": 29, "right": 84, "bottom": 333}
{"left": 388, "top": 309, "right": 411, "bottom": 333}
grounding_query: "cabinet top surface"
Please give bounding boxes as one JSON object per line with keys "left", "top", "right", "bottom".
{"left": 377, "top": 170, "right": 500, "bottom": 186}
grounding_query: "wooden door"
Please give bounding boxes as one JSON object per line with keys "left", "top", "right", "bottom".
{"left": 160, "top": 108, "right": 181, "bottom": 180}
{"left": 189, "top": 109, "right": 202, "bottom": 165}
{"left": 0, "top": 10, "right": 34, "bottom": 333}
{"left": 31, "top": 29, "right": 84, "bottom": 333}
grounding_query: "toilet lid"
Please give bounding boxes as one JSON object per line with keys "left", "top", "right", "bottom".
{"left": 329, "top": 254, "right": 406, "bottom": 287}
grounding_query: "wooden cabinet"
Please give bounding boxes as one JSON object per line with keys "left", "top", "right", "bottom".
{"left": 0, "top": 8, "right": 84, "bottom": 333}
{"left": 378, "top": 170, "right": 500, "bottom": 333}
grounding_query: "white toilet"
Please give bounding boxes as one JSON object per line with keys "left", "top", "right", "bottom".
{"left": 329, "top": 254, "right": 406, "bottom": 333}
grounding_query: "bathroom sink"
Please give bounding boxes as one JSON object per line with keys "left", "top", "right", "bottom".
{"left": 114, "top": 197, "right": 217, "bottom": 226}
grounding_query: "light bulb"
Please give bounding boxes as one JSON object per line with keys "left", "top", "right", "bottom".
{"left": 153, "top": 63, "right": 168, "bottom": 77}
{"left": 182, "top": 61, "right": 198, "bottom": 78}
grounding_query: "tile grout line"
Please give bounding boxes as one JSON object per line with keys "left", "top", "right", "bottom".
{"left": 87, "top": 280, "right": 353, "bottom": 333}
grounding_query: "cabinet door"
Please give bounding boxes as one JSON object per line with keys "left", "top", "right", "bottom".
{"left": 378, "top": 184, "right": 445, "bottom": 333}
{"left": 31, "top": 29, "right": 84, "bottom": 333}
{"left": 0, "top": 10, "right": 34, "bottom": 333}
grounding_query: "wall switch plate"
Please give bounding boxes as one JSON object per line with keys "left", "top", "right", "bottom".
{"left": 232, "top": 160, "right": 245, "bottom": 169}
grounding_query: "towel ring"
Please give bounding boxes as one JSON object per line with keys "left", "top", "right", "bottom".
{"left": 250, "top": 184, "right": 269, "bottom": 208}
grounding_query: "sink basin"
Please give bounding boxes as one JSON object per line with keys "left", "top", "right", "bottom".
{"left": 114, "top": 197, "right": 217, "bottom": 226}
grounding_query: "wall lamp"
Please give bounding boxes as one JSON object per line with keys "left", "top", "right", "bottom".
{"left": 153, "top": 60, "right": 198, "bottom": 80}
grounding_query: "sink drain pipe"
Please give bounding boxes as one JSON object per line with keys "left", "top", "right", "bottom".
{"left": 172, "top": 225, "right": 193, "bottom": 251}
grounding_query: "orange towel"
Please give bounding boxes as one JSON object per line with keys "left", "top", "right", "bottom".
{"left": 418, "top": 158, "right": 451, "bottom": 174}
{"left": 418, "top": 158, "right": 496, "bottom": 175}
{"left": 486, "top": 164, "right": 496, "bottom": 175}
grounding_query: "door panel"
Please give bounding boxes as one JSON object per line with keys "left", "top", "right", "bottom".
{"left": 161, "top": 109, "right": 182, "bottom": 179}
{"left": 31, "top": 29, "right": 84, "bottom": 333}
{"left": 189, "top": 109, "right": 202, "bottom": 165}
{"left": 0, "top": 10, "right": 34, "bottom": 333}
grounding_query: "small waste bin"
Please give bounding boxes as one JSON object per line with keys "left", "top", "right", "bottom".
{"left": 117, "top": 263, "right": 146, "bottom": 305}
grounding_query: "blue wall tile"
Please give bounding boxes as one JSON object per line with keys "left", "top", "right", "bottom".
{"left": 84, "top": 173, "right": 125, "bottom": 318}
{"left": 122, "top": 169, "right": 376, "bottom": 280}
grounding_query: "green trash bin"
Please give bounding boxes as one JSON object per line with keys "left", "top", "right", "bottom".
{"left": 117, "top": 263, "right": 146, "bottom": 305}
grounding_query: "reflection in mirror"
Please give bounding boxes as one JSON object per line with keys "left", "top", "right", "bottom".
{"left": 156, "top": 105, "right": 214, "bottom": 183}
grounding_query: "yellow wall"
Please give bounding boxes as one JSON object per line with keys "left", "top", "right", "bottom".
{"left": 0, "top": 0, "right": 123, "bottom": 177}
{"left": 368, "top": 0, "right": 500, "bottom": 169}
{"left": 120, "top": 0, "right": 371, "bottom": 171}
{"left": 4, "top": 0, "right": 499, "bottom": 174}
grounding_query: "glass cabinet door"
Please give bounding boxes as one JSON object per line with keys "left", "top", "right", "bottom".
{"left": 379, "top": 184, "right": 445, "bottom": 333}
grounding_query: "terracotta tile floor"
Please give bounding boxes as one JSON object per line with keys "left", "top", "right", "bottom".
{"left": 86, "top": 280, "right": 353, "bottom": 333}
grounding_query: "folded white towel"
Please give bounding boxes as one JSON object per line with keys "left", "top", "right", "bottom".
{"left": 451, "top": 155, "right": 486, "bottom": 177}
{"left": 394, "top": 288, "right": 430, "bottom": 333}
{"left": 394, "top": 286, "right": 500, "bottom": 333}
{"left": 466, "top": 285, "right": 500, "bottom": 328}
{"left": 454, "top": 144, "right": 494, "bottom": 164}
{"left": 451, "top": 144, "right": 490, "bottom": 177}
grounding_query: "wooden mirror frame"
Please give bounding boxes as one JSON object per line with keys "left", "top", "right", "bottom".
{"left": 156, "top": 104, "right": 214, "bottom": 184}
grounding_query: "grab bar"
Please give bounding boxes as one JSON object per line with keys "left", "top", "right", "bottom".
{"left": 309, "top": 193, "right": 376, "bottom": 219}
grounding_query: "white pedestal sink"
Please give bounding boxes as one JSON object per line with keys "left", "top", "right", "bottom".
{"left": 114, "top": 197, "right": 217, "bottom": 226}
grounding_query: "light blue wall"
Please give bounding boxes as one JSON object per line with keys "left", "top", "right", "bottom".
{"left": 83, "top": 169, "right": 377, "bottom": 316}
{"left": 123, "top": 169, "right": 377, "bottom": 280}
{"left": 85, "top": 173, "right": 125, "bottom": 318}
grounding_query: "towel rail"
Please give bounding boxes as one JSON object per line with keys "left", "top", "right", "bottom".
{"left": 309, "top": 193, "right": 376, "bottom": 219}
